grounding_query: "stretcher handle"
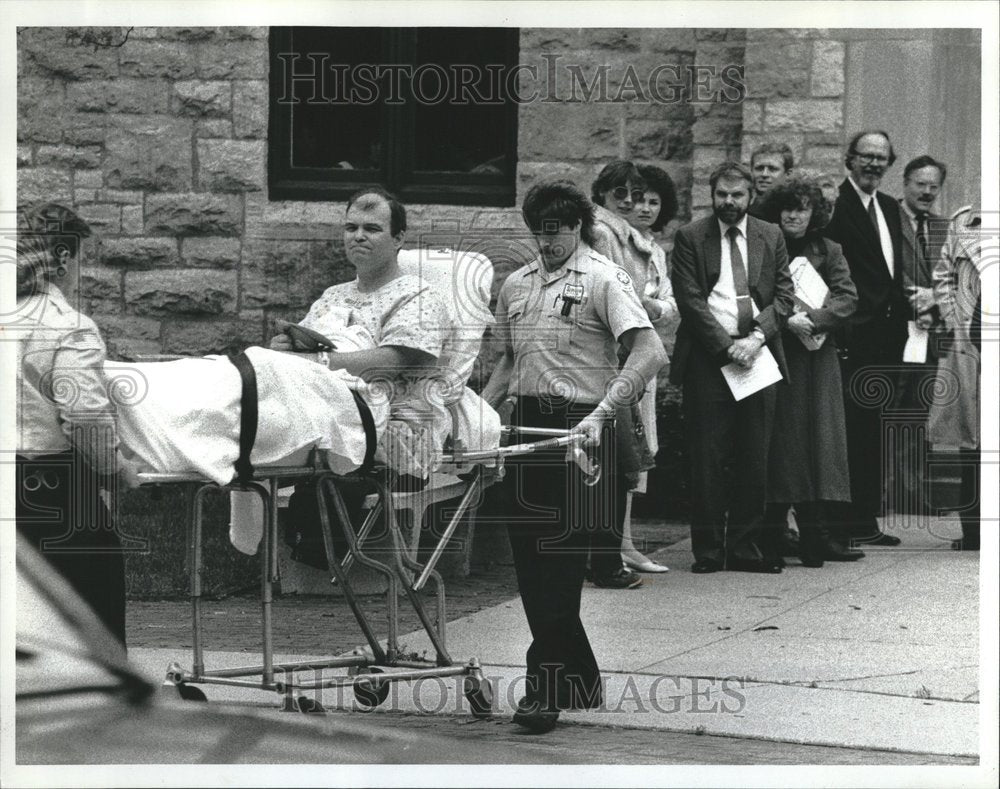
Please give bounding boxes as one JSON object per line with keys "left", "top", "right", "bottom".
{"left": 440, "top": 433, "right": 601, "bottom": 486}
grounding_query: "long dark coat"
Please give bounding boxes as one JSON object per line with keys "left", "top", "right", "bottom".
{"left": 768, "top": 235, "right": 858, "bottom": 503}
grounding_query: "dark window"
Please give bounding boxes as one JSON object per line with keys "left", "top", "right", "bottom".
{"left": 269, "top": 27, "right": 519, "bottom": 206}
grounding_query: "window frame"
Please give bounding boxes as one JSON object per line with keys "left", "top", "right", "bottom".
{"left": 268, "top": 27, "right": 520, "bottom": 206}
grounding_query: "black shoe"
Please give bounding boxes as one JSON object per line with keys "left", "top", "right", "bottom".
{"left": 854, "top": 531, "right": 901, "bottom": 547}
{"left": 823, "top": 539, "right": 865, "bottom": 561}
{"left": 512, "top": 696, "right": 559, "bottom": 733}
{"left": 592, "top": 567, "right": 643, "bottom": 589}
{"left": 727, "top": 556, "right": 783, "bottom": 574}
{"left": 800, "top": 554, "right": 825, "bottom": 568}
{"left": 691, "top": 558, "right": 723, "bottom": 574}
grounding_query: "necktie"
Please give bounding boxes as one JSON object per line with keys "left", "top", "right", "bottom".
{"left": 727, "top": 226, "right": 753, "bottom": 336}
{"left": 916, "top": 214, "right": 929, "bottom": 268}
{"left": 867, "top": 197, "right": 880, "bottom": 235}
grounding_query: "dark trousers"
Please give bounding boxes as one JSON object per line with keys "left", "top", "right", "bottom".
{"left": 838, "top": 320, "right": 907, "bottom": 535}
{"left": 958, "top": 448, "right": 981, "bottom": 548}
{"left": 762, "top": 501, "right": 828, "bottom": 559}
{"left": 887, "top": 361, "right": 938, "bottom": 514}
{"left": 16, "top": 452, "right": 127, "bottom": 646}
{"left": 503, "top": 396, "right": 614, "bottom": 710}
{"left": 682, "top": 349, "right": 776, "bottom": 564}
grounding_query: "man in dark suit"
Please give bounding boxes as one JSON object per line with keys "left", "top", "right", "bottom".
{"left": 823, "top": 131, "right": 908, "bottom": 547}
{"left": 891, "top": 155, "right": 950, "bottom": 514}
{"left": 670, "top": 162, "right": 795, "bottom": 574}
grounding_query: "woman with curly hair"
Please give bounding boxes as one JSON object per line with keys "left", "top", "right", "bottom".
{"left": 589, "top": 161, "right": 678, "bottom": 577}
{"left": 757, "top": 178, "right": 861, "bottom": 566}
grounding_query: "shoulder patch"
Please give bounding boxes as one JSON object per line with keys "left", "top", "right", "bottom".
{"left": 615, "top": 268, "right": 633, "bottom": 290}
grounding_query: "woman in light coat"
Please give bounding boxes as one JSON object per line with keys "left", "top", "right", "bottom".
{"left": 590, "top": 161, "right": 679, "bottom": 575}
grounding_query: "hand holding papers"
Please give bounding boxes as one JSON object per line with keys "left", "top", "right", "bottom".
{"left": 721, "top": 345, "right": 783, "bottom": 401}
{"left": 902, "top": 320, "right": 929, "bottom": 363}
{"left": 788, "top": 256, "right": 829, "bottom": 350}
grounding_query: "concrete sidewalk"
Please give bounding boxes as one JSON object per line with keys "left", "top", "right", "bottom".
{"left": 132, "top": 513, "right": 980, "bottom": 759}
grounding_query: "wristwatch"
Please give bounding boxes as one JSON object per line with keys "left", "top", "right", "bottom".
{"left": 751, "top": 328, "right": 766, "bottom": 343}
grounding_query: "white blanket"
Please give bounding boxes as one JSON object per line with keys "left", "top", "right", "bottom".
{"left": 105, "top": 346, "right": 390, "bottom": 486}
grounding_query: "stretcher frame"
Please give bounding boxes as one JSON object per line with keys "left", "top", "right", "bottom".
{"left": 148, "top": 426, "right": 599, "bottom": 716}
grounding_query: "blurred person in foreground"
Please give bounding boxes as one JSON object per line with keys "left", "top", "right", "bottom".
{"left": 13, "top": 203, "right": 139, "bottom": 648}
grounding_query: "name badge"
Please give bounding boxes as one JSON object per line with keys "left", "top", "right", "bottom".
{"left": 563, "top": 283, "right": 584, "bottom": 302}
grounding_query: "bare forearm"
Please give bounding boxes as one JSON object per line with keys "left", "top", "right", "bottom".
{"left": 481, "top": 349, "right": 515, "bottom": 409}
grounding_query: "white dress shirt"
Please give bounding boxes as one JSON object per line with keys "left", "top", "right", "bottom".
{"left": 708, "top": 215, "right": 760, "bottom": 336}
{"left": 849, "top": 176, "right": 895, "bottom": 277}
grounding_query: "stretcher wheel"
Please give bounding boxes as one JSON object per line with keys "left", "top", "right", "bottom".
{"left": 176, "top": 683, "right": 207, "bottom": 702}
{"left": 353, "top": 667, "right": 389, "bottom": 710}
{"left": 296, "top": 696, "right": 326, "bottom": 714}
{"left": 463, "top": 675, "right": 494, "bottom": 719}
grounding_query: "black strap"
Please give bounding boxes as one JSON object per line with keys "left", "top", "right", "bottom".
{"left": 228, "top": 351, "right": 259, "bottom": 484}
{"left": 350, "top": 389, "right": 377, "bottom": 475}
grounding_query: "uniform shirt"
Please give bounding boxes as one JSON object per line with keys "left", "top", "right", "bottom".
{"left": 495, "top": 242, "right": 652, "bottom": 405}
{"left": 707, "top": 215, "right": 760, "bottom": 336}
{"left": 14, "top": 284, "right": 118, "bottom": 472}
{"left": 848, "top": 176, "right": 895, "bottom": 277}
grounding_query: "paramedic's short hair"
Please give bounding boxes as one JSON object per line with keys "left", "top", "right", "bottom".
{"left": 521, "top": 180, "right": 597, "bottom": 246}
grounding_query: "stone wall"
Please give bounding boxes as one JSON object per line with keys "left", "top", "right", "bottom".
{"left": 16, "top": 26, "right": 753, "bottom": 363}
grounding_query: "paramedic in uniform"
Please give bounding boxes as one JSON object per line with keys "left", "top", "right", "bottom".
{"left": 482, "top": 180, "right": 667, "bottom": 733}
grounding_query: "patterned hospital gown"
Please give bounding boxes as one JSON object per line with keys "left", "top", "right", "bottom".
{"left": 300, "top": 274, "right": 446, "bottom": 477}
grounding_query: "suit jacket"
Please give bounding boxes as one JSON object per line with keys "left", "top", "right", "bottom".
{"left": 669, "top": 213, "right": 794, "bottom": 385}
{"left": 898, "top": 202, "right": 949, "bottom": 323}
{"left": 823, "top": 179, "right": 907, "bottom": 337}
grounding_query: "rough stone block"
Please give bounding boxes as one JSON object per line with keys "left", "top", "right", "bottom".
{"left": 99, "top": 189, "right": 142, "bottom": 204}
{"left": 66, "top": 79, "right": 170, "bottom": 113}
{"left": 519, "top": 28, "right": 583, "bottom": 53}
{"left": 18, "top": 168, "right": 73, "bottom": 204}
{"left": 196, "top": 120, "right": 234, "bottom": 138}
{"left": 695, "top": 29, "right": 729, "bottom": 42}
{"left": 36, "top": 144, "right": 101, "bottom": 170}
{"left": 515, "top": 161, "right": 593, "bottom": 202}
{"left": 96, "top": 315, "right": 163, "bottom": 361}
{"left": 76, "top": 204, "right": 122, "bottom": 235}
{"left": 145, "top": 193, "right": 243, "bottom": 236}
{"left": 105, "top": 115, "right": 194, "bottom": 192}
{"left": 18, "top": 78, "right": 67, "bottom": 143}
{"left": 519, "top": 102, "right": 622, "bottom": 161}
{"left": 745, "top": 41, "right": 811, "bottom": 98}
{"left": 20, "top": 28, "right": 121, "bottom": 80}
{"left": 153, "top": 27, "right": 218, "bottom": 42}
{"left": 78, "top": 265, "right": 122, "bottom": 314}
{"left": 74, "top": 190, "right": 100, "bottom": 204}
{"left": 746, "top": 29, "right": 828, "bottom": 42}
{"left": 119, "top": 40, "right": 198, "bottom": 79}
{"left": 244, "top": 194, "right": 339, "bottom": 240}
{"left": 76, "top": 170, "right": 105, "bottom": 189}
{"left": 101, "top": 237, "right": 179, "bottom": 269}
{"left": 582, "top": 28, "right": 642, "bottom": 51}
{"left": 625, "top": 120, "right": 693, "bottom": 160}
{"left": 180, "top": 237, "right": 241, "bottom": 269}
{"left": 174, "top": 81, "right": 232, "bottom": 117}
{"left": 63, "top": 116, "right": 108, "bottom": 146}
{"left": 232, "top": 81, "right": 268, "bottom": 139}
{"left": 240, "top": 239, "right": 317, "bottom": 309}
{"left": 161, "top": 314, "right": 265, "bottom": 355}
{"left": 811, "top": 40, "right": 845, "bottom": 97}
{"left": 766, "top": 99, "right": 843, "bottom": 132}
{"left": 743, "top": 99, "right": 765, "bottom": 133}
{"left": 125, "top": 269, "right": 237, "bottom": 316}
{"left": 196, "top": 139, "right": 265, "bottom": 192}
{"left": 803, "top": 145, "right": 845, "bottom": 172}
{"left": 17, "top": 145, "right": 32, "bottom": 167}
{"left": 194, "top": 40, "right": 267, "bottom": 79}
{"left": 691, "top": 102, "right": 743, "bottom": 147}
{"left": 640, "top": 29, "right": 699, "bottom": 54}
{"left": 222, "top": 27, "right": 268, "bottom": 41}
{"left": 121, "top": 205, "right": 144, "bottom": 236}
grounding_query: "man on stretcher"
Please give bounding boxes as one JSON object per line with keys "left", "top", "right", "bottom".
{"left": 111, "top": 187, "right": 498, "bottom": 489}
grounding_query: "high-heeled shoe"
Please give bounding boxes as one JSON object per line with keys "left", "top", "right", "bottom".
{"left": 622, "top": 549, "right": 669, "bottom": 573}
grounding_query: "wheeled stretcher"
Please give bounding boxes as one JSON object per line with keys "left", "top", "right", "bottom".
{"left": 115, "top": 247, "right": 602, "bottom": 715}
{"left": 142, "top": 425, "right": 599, "bottom": 716}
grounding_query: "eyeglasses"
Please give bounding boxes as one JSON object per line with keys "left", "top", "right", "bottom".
{"left": 612, "top": 186, "right": 646, "bottom": 203}
{"left": 855, "top": 153, "right": 890, "bottom": 165}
